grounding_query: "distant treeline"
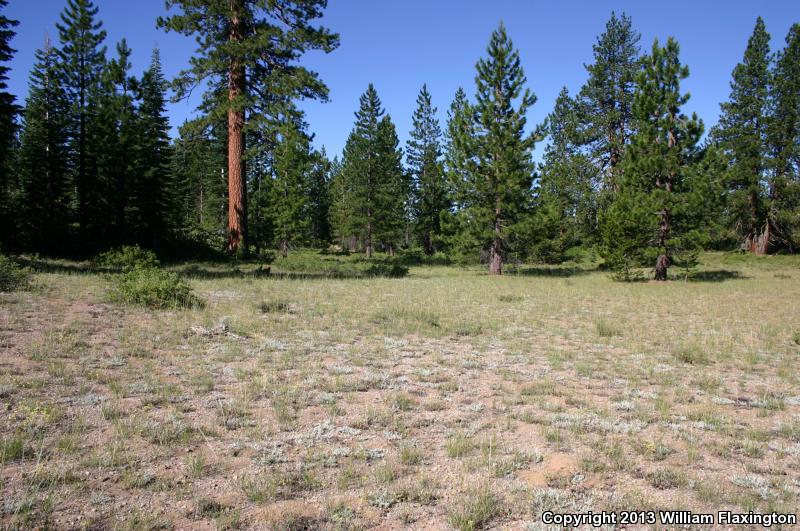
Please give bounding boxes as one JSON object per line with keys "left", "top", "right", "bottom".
{"left": 0, "top": 1, "right": 798, "bottom": 278}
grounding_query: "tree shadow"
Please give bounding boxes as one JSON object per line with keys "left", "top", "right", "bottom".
{"left": 18, "top": 257, "right": 110, "bottom": 276}
{"left": 686, "top": 269, "right": 745, "bottom": 282}
{"left": 509, "top": 266, "right": 595, "bottom": 277}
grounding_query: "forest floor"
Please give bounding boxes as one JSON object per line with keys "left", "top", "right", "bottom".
{"left": 1, "top": 252, "right": 800, "bottom": 530}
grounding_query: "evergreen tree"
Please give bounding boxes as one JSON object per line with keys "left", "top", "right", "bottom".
{"left": 450, "top": 23, "right": 537, "bottom": 274}
{"left": 375, "top": 114, "right": 407, "bottom": 254}
{"left": 57, "top": 0, "right": 107, "bottom": 242}
{"left": 578, "top": 12, "right": 641, "bottom": 193}
{"left": 18, "top": 41, "right": 71, "bottom": 254}
{"left": 601, "top": 38, "right": 708, "bottom": 280}
{"left": 159, "top": 0, "right": 339, "bottom": 255}
{"left": 712, "top": 17, "right": 772, "bottom": 254}
{"left": 407, "top": 84, "right": 448, "bottom": 255}
{"left": 768, "top": 24, "right": 800, "bottom": 250}
{"left": 338, "top": 85, "right": 384, "bottom": 257}
{"left": 0, "top": 0, "right": 18, "bottom": 240}
{"left": 136, "top": 48, "right": 172, "bottom": 247}
{"left": 272, "top": 117, "right": 312, "bottom": 256}
{"left": 93, "top": 39, "right": 137, "bottom": 247}
{"left": 535, "top": 87, "right": 597, "bottom": 261}
{"left": 307, "top": 148, "right": 331, "bottom": 247}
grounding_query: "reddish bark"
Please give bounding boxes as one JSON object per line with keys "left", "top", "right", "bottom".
{"left": 226, "top": 0, "right": 247, "bottom": 255}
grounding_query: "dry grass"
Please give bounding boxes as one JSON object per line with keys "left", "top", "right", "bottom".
{"left": 1, "top": 252, "right": 799, "bottom": 528}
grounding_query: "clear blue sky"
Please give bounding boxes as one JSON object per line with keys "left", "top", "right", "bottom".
{"left": 5, "top": 0, "right": 799, "bottom": 159}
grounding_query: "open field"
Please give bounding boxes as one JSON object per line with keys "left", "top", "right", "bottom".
{"left": 1, "top": 253, "right": 800, "bottom": 529}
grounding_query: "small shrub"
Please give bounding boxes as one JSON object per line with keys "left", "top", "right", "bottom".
{"left": 0, "top": 254, "right": 30, "bottom": 292}
{"left": 110, "top": 267, "right": 202, "bottom": 309}
{"left": 646, "top": 468, "right": 687, "bottom": 489}
{"left": 94, "top": 245, "right": 160, "bottom": 271}
{"left": 793, "top": 331, "right": 800, "bottom": 346}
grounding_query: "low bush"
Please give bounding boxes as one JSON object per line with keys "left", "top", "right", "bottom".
{"left": 273, "top": 250, "right": 408, "bottom": 278}
{"left": 110, "top": 267, "right": 202, "bottom": 309}
{"left": 0, "top": 254, "right": 30, "bottom": 292}
{"left": 94, "top": 245, "right": 160, "bottom": 271}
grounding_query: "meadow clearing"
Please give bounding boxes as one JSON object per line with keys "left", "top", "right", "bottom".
{"left": 1, "top": 252, "right": 799, "bottom": 529}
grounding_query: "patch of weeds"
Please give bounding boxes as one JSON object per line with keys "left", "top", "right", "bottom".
{"left": 240, "top": 468, "right": 321, "bottom": 502}
{"left": 646, "top": 468, "right": 687, "bottom": 490}
{"left": 139, "top": 415, "right": 193, "bottom": 446}
{"left": 185, "top": 454, "right": 206, "bottom": 478}
{"left": 374, "top": 462, "right": 401, "bottom": 484}
{"left": 387, "top": 392, "right": 416, "bottom": 412}
{"left": 793, "top": 331, "right": 800, "bottom": 346}
{"left": 497, "top": 294, "right": 523, "bottom": 303}
{"left": 447, "top": 484, "right": 502, "bottom": 531}
{"left": 259, "top": 299, "right": 290, "bottom": 313}
{"left": 452, "top": 322, "right": 483, "bottom": 337}
{"left": 94, "top": 245, "right": 160, "bottom": 271}
{"left": 673, "top": 344, "right": 709, "bottom": 365}
{"left": 394, "top": 476, "right": 439, "bottom": 505}
{"left": 367, "top": 488, "right": 398, "bottom": 510}
{"left": 595, "top": 318, "right": 623, "bottom": 337}
{"left": 446, "top": 433, "right": 474, "bottom": 458}
{"left": 520, "top": 381, "right": 556, "bottom": 397}
{"left": 399, "top": 445, "right": 422, "bottom": 466}
{"left": 326, "top": 502, "right": 358, "bottom": 530}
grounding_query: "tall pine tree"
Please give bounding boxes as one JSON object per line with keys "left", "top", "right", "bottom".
{"left": 407, "top": 84, "right": 448, "bottom": 255}
{"left": 578, "top": 12, "right": 641, "bottom": 194}
{"left": 712, "top": 17, "right": 772, "bottom": 254}
{"left": 19, "top": 40, "right": 71, "bottom": 254}
{"left": 57, "top": 0, "right": 106, "bottom": 244}
{"left": 451, "top": 23, "right": 537, "bottom": 274}
{"left": 768, "top": 24, "right": 800, "bottom": 250}
{"left": 0, "top": 0, "right": 17, "bottom": 243}
{"left": 159, "top": 0, "right": 339, "bottom": 255}
{"left": 601, "top": 38, "right": 708, "bottom": 280}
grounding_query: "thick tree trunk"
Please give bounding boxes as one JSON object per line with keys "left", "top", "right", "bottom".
{"left": 365, "top": 216, "right": 373, "bottom": 259}
{"left": 489, "top": 198, "right": 502, "bottom": 275}
{"left": 654, "top": 254, "right": 669, "bottom": 281}
{"left": 226, "top": 0, "right": 247, "bottom": 255}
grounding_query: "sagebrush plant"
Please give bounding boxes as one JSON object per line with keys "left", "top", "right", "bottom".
{"left": 94, "top": 245, "right": 160, "bottom": 271}
{"left": 110, "top": 267, "right": 202, "bottom": 309}
{"left": 0, "top": 254, "right": 30, "bottom": 292}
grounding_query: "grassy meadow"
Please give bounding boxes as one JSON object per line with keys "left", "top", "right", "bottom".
{"left": 1, "top": 252, "right": 800, "bottom": 529}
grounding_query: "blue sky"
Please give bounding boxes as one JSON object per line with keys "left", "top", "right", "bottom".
{"left": 5, "top": 0, "right": 799, "bottom": 159}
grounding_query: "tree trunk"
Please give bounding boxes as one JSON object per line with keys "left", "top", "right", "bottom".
{"left": 488, "top": 196, "right": 502, "bottom": 275}
{"left": 365, "top": 208, "right": 373, "bottom": 258}
{"left": 654, "top": 254, "right": 669, "bottom": 281}
{"left": 226, "top": 0, "right": 247, "bottom": 255}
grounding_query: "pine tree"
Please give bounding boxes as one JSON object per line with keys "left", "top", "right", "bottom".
{"left": 338, "top": 85, "right": 384, "bottom": 257}
{"left": 535, "top": 87, "right": 597, "bottom": 261}
{"left": 136, "top": 48, "right": 172, "bottom": 247}
{"left": 451, "top": 23, "right": 537, "bottom": 274}
{"left": 18, "top": 41, "right": 71, "bottom": 254}
{"left": 272, "top": 117, "right": 312, "bottom": 256}
{"left": 712, "top": 17, "right": 772, "bottom": 254}
{"left": 57, "top": 0, "right": 107, "bottom": 242}
{"left": 95, "top": 39, "right": 138, "bottom": 246}
{"left": 307, "top": 148, "right": 331, "bottom": 247}
{"left": 159, "top": 0, "right": 339, "bottom": 255}
{"left": 601, "top": 38, "right": 708, "bottom": 281}
{"left": 768, "top": 24, "right": 800, "bottom": 250}
{"left": 578, "top": 12, "right": 641, "bottom": 193}
{"left": 375, "top": 114, "right": 407, "bottom": 254}
{"left": 0, "top": 0, "right": 18, "bottom": 241}
{"left": 407, "top": 84, "right": 448, "bottom": 255}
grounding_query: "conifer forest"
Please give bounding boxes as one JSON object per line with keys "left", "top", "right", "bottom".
{"left": 1, "top": 1, "right": 800, "bottom": 529}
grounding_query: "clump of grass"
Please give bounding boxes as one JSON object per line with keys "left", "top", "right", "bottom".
{"left": 240, "top": 468, "right": 321, "bottom": 502}
{"left": 595, "top": 318, "right": 622, "bottom": 337}
{"left": 399, "top": 445, "right": 422, "bottom": 466}
{"left": 446, "top": 433, "right": 474, "bottom": 458}
{"left": 259, "top": 299, "right": 290, "bottom": 313}
{"left": 793, "top": 331, "right": 800, "bottom": 346}
{"left": 0, "top": 254, "right": 30, "bottom": 292}
{"left": 447, "top": 484, "right": 502, "bottom": 531}
{"left": 673, "top": 344, "right": 709, "bottom": 365}
{"left": 110, "top": 267, "right": 202, "bottom": 309}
